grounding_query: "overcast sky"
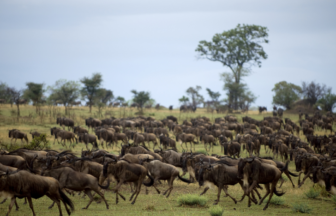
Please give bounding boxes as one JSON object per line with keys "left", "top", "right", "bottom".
{"left": 0, "top": 0, "right": 335, "bottom": 109}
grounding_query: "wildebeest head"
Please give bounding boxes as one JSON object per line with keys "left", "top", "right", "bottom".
{"left": 295, "top": 154, "right": 303, "bottom": 172}
{"left": 322, "top": 168, "right": 336, "bottom": 191}
{"left": 237, "top": 157, "right": 254, "bottom": 179}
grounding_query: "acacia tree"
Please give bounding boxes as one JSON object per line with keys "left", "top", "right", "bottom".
{"left": 80, "top": 73, "right": 103, "bottom": 113}
{"left": 0, "top": 82, "right": 11, "bottom": 104}
{"left": 317, "top": 89, "right": 336, "bottom": 112}
{"left": 23, "top": 82, "right": 44, "bottom": 112}
{"left": 6, "top": 87, "right": 23, "bottom": 116}
{"left": 131, "top": 90, "right": 150, "bottom": 113}
{"left": 179, "top": 96, "right": 189, "bottom": 105}
{"left": 186, "top": 86, "right": 204, "bottom": 108}
{"left": 272, "top": 81, "right": 302, "bottom": 110}
{"left": 196, "top": 24, "right": 268, "bottom": 109}
{"left": 48, "top": 79, "right": 80, "bottom": 114}
{"left": 302, "top": 81, "right": 330, "bottom": 106}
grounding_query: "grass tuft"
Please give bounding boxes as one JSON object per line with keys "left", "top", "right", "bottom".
{"left": 177, "top": 194, "right": 208, "bottom": 207}
{"left": 263, "top": 196, "right": 285, "bottom": 205}
{"left": 208, "top": 205, "right": 224, "bottom": 216}
{"left": 292, "top": 203, "right": 313, "bottom": 213}
{"left": 304, "top": 187, "right": 320, "bottom": 199}
{"left": 143, "top": 204, "right": 155, "bottom": 211}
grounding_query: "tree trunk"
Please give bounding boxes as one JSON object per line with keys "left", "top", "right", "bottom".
{"left": 16, "top": 104, "right": 20, "bottom": 117}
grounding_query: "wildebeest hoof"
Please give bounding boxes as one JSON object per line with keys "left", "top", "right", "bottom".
{"left": 82, "top": 207, "right": 87, "bottom": 210}
{"left": 213, "top": 203, "right": 218, "bottom": 205}
{"left": 131, "top": 201, "right": 135, "bottom": 205}
{"left": 106, "top": 206, "right": 109, "bottom": 209}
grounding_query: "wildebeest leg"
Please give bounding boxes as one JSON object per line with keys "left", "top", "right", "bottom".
{"left": 163, "top": 177, "right": 173, "bottom": 198}
{"left": 114, "top": 180, "right": 126, "bottom": 204}
{"left": 6, "top": 197, "right": 16, "bottom": 216}
{"left": 14, "top": 199, "right": 19, "bottom": 211}
{"left": 213, "top": 186, "right": 222, "bottom": 205}
{"left": 54, "top": 199, "right": 64, "bottom": 216}
{"left": 258, "top": 183, "right": 270, "bottom": 205}
{"left": 223, "top": 186, "right": 237, "bottom": 204}
{"left": 200, "top": 187, "right": 209, "bottom": 195}
{"left": 131, "top": 180, "right": 142, "bottom": 205}
{"left": 278, "top": 176, "right": 285, "bottom": 188}
{"left": 48, "top": 201, "right": 56, "bottom": 209}
{"left": 0, "top": 198, "right": 7, "bottom": 204}
{"left": 83, "top": 189, "right": 94, "bottom": 209}
{"left": 94, "top": 189, "right": 109, "bottom": 209}
{"left": 262, "top": 182, "right": 277, "bottom": 210}
{"left": 253, "top": 188, "right": 262, "bottom": 200}
{"left": 23, "top": 198, "right": 27, "bottom": 204}
{"left": 26, "top": 197, "right": 36, "bottom": 216}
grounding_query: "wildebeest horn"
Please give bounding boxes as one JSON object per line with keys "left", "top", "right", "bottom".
{"left": 246, "top": 157, "right": 254, "bottom": 162}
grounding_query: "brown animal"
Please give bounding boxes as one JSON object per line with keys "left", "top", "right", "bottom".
{"left": 8, "top": 129, "right": 28, "bottom": 144}
{"left": 103, "top": 159, "right": 154, "bottom": 204}
{"left": 176, "top": 133, "right": 198, "bottom": 151}
{"left": 42, "top": 166, "right": 109, "bottom": 210}
{"left": 0, "top": 170, "right": 74, "bottom": 216}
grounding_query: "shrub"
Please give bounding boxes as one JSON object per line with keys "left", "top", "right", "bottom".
{"left": 177, "top": 194, "right": 208, "bottom": 207}
{"left": 196, "top": 150, "right": 208, "bottom": 155}
{"left": 263, "top": 196, "right": 285, "bottom": 205}
{"left": 292, "top": 203, "right": 313, "bottom": 214}
{"left": 208, "top": 206, "right": 224, "bottom": 216}
{"left": 304, "top": 187, "right": 320, "bottom": 199}
{"left": 332, "top": 195, "right": 336, "bottom": 204}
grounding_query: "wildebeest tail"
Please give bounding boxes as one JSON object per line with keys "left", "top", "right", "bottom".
{"left": 143, "top": 174, "right": 154, "bottom": 187}
{"left": 288, "top": 170, "right": 299, "bottom": 177}
{"left": 103, "top": 162, "right": 109, "bottom": 177}
{"left": 280, "top": 161, "right": 289, "bottom": 172}
{"left": 178, "top": 174, "right": 191, "bottom": 184}
{"left": 59, "top": 189, "right": 75, "bottom": 212}
{"left": 274, "top": 188, "right": 285, "bottom": 196}
{"left": 99, "top": 179, "right": 110, "bottom": 189}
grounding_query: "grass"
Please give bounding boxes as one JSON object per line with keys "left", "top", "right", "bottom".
{"left": 332, "top": 195, "right": 336, "bottom": 204}
{"left": 292, "top": 203, "right": 313, "bottom": 214}
{"left": 263, "top": 196, "right": 285, "bottom": 205}
{"left": 208, "top": 206, "right": 224, "bottom": 216}
{"left": 0, "top": 104, "right": 335, "bottom": 215}
{"left": 196, "top": 149, "right": 208, "bottom": 155}
{"left": 177, "top": 194, "right": 208, "bottom": 207}
{"left": 304, "top": 187, "right": 320, "bottom": 199}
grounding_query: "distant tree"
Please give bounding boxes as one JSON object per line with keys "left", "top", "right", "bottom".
{"left": 221, "top": 72, "right": 256, "bottom": 110}
{"left": 115, "top": 96, "right": 125, "bottom": 103}
{"left": 196, "top": 24, "right": 268, "bottom": 109}
{"left": 6, "top": 87, "right": 23, "bottom": 116}
{"left": 186, "top": 86, "right": 204, "bottom": 108}
{"left": 131, "top": 90, "right": 150, "bottom": 113}
{"left": 206, "top": 88, "right": 221, "bottom": 102}
{"left": 317, "top": 89, "right": 336, "bottom": 112}
{"left": 0, "top": 82, "right": 11, "bottom": 103}
{"left": 80, "top": 73, "right": 103, "bottom": 113}
{"left": 302, "top": 81, "right": 330, "bottom": 106}
{"left": 48, "top": 79, "right": 80, "bottom": 114}
{"left": 272, "top": 81, "right": 302, "bottom": 110}
{"left": 179, "top": 96, "right": 189, "bottom": 105}
{"left": 23, "top": 82, "right": 44, "bottom": 112}
{"left": 98, "top": 89, "right": 114, "bottom": 105}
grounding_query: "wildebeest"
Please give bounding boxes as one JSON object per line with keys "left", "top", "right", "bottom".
{"left": 103, "top": 159, "right": 154, "bottom": 204}
{"left": 56, "top": 131, "right": 78, "bottom": 148}
{"left": 8, "top": 129, "right": 28, "bottom": 144}
{"left": 78, "top": 133, "right": 98, "bottom": 149}
{"left": 159, "top": 135, "right": 177, "bottom": 150}
{"left": 176, "top": 133, "right": 198, "bottom": 151}
{"left": 57, "top": 117, "right": 75, "bottom": 131}
{"left": 41, "top": 166, "right": 109, "bottom": 209}
{"left": 140, "top": 157, "right": 190, "bottom": 197}
{"left": 0, "top": 170, "right": 74, "bottom": 216}
{"left": 29, "top": 130, "right": 42, "bottom": 139}
{"left": 258, "top": 106, "right": 267, "bottom": 114}
{"left": 237, "top": 157, "right": 285, "bottom": 210}
{"left": 73, "top": 126, "right": 88, "bottom": 135}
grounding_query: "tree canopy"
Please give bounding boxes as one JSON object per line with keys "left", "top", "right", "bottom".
{"left": 131, "top": 90, "right": 150, "bottom": 112}
{"left": 317, "top": 89, "right": 336, "bottom": 112}
{"left": 48, "top": 79, "right": 80, "bottom": 114}
{"left": 80, "top": 73, "right": 103, "bottom": 113}
{"left": 302, "top": 81, "right": 330, "bottom": 106}
{"left": 272, "top": 81, "right": 302, "bottom": 110}
{"left": 186, "top": 86, "right": 204, "bottom": 108}
{"left": 23, "top": 82, "right": 44, "bottom": 106}
{"left": 206, "top": 88, "right": 221, "bottom": 102}
{"left": 178, "top": 96, "right": 189, "bottom": 105}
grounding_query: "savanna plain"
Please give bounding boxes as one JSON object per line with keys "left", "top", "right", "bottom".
{"left": 0, "top": 104, "right": 335, "bottom": 216}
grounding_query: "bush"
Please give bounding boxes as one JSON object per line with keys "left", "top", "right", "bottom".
{"left": 292, "top": 203, "right": 313, "bottom": 214}
{"left": 177, "top": 194, "right": 208, "bottom": 207}
{"left": 208, "top": 206, "right": 224, "bottom": 216}
{"left": 304, "top": 187, "right": 320, "bottom": 199}
{"left": 263, "top": 196, "right": 285, "bottom": 205}
{"left": 196, "top": 150, "right": 208, "bottom": 155}
{"left": 332, "top": 195, "right": 336, "bottom": 204}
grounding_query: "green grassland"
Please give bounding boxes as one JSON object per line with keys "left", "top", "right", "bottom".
{"left": 0, "top": 104, "right": 335, "bottom": 216}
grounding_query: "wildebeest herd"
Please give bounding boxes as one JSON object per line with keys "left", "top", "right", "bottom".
{"left": 1, "top": 111, "right": 336, "bottom": 215}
